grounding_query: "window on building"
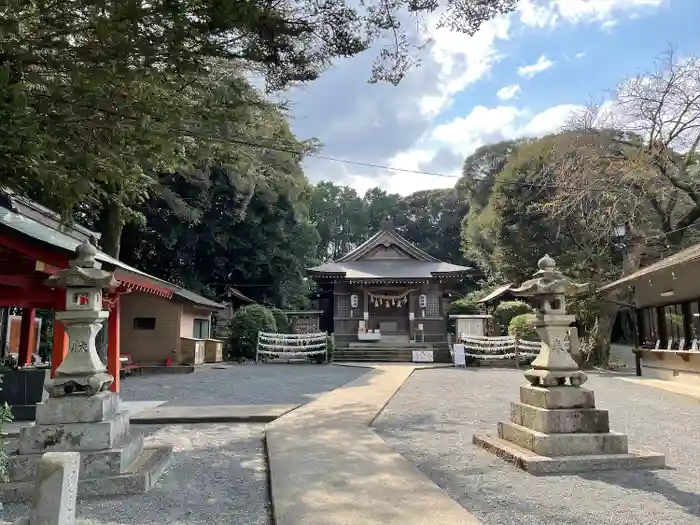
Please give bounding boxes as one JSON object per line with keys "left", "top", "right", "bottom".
{"left": 133, "top": 317, "right": 156, "bottom": 330}
{"left": 691, "top": 302, "right": 700, "bottom": 340}
{"left": 640, "top": 308, "right": 659, "bottom": 345}
{"left": 335, "top": 295, "right": 351, "bottom": 318}
{"left": 663, "top": 303, "right": 685, "bottom": 343}
{"left": 424, "top": 295, "right": 440, "bottom": 317}
{"left": 193, "top": 318, "right": 210, "bottom": 339}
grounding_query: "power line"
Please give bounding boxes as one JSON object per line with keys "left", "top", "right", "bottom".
{"left": 222, "top": 136, "right": 628, "bottom": 193}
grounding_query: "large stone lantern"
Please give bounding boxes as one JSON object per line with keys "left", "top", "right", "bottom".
{"left": 0, "top": 240, "right": 172, "bottom": 503}
{"left": 510, "top": 254, "right": 588, "bottom": 388}
{"left": 473, "top": 255, "right": 665, "bottom": 474}
{"left": 43, "top": 240, "right": 118, "bottom": 397}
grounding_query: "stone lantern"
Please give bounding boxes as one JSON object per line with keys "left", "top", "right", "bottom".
{"left": 509, "top": 254, "right": 588, "bottom": 388}
{"left": 43, "top": 240, "right": 118, "bottom": 397}
{"left": 0, "top": 240, "right": 172, "bottom": 503}
{"left": 472, "top": 254, "right": 665, "bottom": 474}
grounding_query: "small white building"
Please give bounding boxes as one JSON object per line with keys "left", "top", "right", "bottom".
{"left": 449, "top": 314, "right": 493, "bottom": 339}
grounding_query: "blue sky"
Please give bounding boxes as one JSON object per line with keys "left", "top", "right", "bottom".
{"left": 289, "top": 0, "right": 700, "bottom": 196}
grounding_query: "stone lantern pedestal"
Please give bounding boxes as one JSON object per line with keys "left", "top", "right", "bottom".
{"left": 473, "top": 255, "right": 665, "bottom": 474}
{"left": 0, "top": 241, "right": 172, "bottom": 503}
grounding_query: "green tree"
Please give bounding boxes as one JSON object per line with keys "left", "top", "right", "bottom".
{"left": 402, "top": 189, "right": 471, "bottom": 265}
{"left": 228, "top": 305, "right": 277, "bottom": 361}
{"left": 309, "top": 182, "right": 367, "bottom": 260}
{"left": 508, "top": 313, "right": 539, "bottom": 342}
{"left": 493, "top": 300, "right": 533, "bottom": 330}
{"left": 1, "top": 0, "right": 516, "bottom": 255}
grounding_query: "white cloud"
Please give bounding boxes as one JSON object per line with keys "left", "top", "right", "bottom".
{"left": 419, "top": 16, "right": 511, "bottom": 116}
{"left": 290, "top": 0, "right": 666, "bottom": 198}
{"left": 575, "top": 51, "right": 586, "bottom": 58}
{"left": 365, "top": 103, "right": 584, "bottom": 195}
{"left": 497, "top": 84, "right": 521, "bottom": 100}
{"left": 518, "top": 55, "right": 555, "bottom": 79}
{"left": 517, "top": 0, "right": 665, "bottom": 30}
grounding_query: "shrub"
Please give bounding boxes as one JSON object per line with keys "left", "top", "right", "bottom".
{"left": 227, "top": 304, "right": 277, "bottom": 361}
{"left": 493, "top": 300, "right": 534, "bottom": 330}
{"left": 0, "top": 375, "right": 13, "bottom": 489}
{"left": 508, "top": 313, "right": 540, "bottom": 342}
{"left": 269, "top": 307, "right": 292, "bottom": 334}
{"left": 450, "top": 295, "right": 480, "bottom": 315}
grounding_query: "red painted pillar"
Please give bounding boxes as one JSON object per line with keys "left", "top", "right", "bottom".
{"left": 107, "top": 294, "right": 120, "bottom": 393}
{"left": 18, "top": 308, "right": 36, "bottom": 366}
{"left": 51, "top": 295, "right": 67, "bottom": 377}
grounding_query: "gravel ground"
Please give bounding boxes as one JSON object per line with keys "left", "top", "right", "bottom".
{"left": 373, "top": 368, "right": 700, "bottom": 525}
{"left": 120, "top": 364, "right": 368, "bottom": 406}
{"left": 0, "top": 423, "right": 270, "bottom": 525}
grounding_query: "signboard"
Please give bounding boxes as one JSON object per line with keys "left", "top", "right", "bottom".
{"left": 412, "top": 350, "right": 434, "bottom": 362}
{"left": 453, "top": 344, "right": 466, "bottom": 367}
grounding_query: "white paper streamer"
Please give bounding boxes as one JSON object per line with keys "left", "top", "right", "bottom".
{"left": 454, "top": 336, "right": 541, "bottom": 361}
{"left": 256, "top": 331, "right": 329, "bottom": 363}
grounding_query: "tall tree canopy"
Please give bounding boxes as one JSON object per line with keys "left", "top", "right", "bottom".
{"left": 308, "top": 181, "right": 473, "bottom": 269}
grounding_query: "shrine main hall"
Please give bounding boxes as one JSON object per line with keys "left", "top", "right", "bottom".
{"left": 308, "top": 228, "right": 470, "bottom": 361}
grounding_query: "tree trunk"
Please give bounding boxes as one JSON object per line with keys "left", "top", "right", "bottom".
{"left": 595, "top": 301, "right": 619, "bottom": 366}
{"left": 98, "top": 200, "right": 124, "bottom": 258}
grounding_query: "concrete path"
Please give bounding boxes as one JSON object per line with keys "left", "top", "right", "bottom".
{"left": 615, "top": 375, "right": 700, "bottom": 400}
{"left": 266, "top": 365, "right": 481, "bottom": 525}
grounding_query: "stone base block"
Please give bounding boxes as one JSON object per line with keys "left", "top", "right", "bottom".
{"left": 511, "top": 402, "right": 610, "bottom": 434}
{"left": 35, "top": 391, "right": 120, "bottom": 425}
{"left": 8, "top": 434, "right": 144, "bottom": 482}
{"left": 473, "top": 433, "right": 665, "bottom": 475}
{"left": 519, "top": 385, "right": 595, "bottom": 410}
{"left": 0, "top": 445, "right": 172, "bottom": 503}
{"left": 498, "top": 421, "right": 628, "bottom": 456}
{"left": 19, "top": 412, "right": 130, "bottom": 454}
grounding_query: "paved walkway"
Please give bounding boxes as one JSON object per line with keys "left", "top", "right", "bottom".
{"left": 615, "top": 376, "right": 700, "bottom": 400}
{"left": 266, "top": 364, "right": 481, "bottom": 525}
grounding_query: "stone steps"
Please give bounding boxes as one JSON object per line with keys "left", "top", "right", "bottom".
{"left": 333, "top": 346, "right": 452, "bottom": 363}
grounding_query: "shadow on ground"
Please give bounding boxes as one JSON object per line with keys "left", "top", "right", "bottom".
{"left": 373, "top": 367, "right": 700, "bottom": 525}
{"left": 0, "top": 424, "right": 271, "bottom": 525}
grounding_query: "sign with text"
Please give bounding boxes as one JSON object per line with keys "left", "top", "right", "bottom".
{"left": 453, "top": 344, "right": 466, "bottom": 367}
{"left": 412, "top": 350, "right": 434, "bottom": 362}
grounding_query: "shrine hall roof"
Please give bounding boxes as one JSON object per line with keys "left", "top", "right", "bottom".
{"left": 308, "top": 228, "right": 471, "bottom": 279}
{"left": 307, "top": 260, "right": 470, "bottom": 279}
{"left": 0, "top": 194, "right": 224, "bottom": 310}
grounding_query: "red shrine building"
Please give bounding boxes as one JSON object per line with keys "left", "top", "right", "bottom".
{"left": 0, "top": 189, "right": 224, "bottom": 403}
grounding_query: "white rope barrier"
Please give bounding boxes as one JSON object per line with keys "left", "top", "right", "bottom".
{"left": 256, "top": 332, "right": 329, "bottom": 363}
{"left": 453, "top": 336, "right": 541, "bottom": 363}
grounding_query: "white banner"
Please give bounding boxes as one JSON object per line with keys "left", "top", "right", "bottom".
{"left": 412, "top": 350, "right": 434, "bottom": 362}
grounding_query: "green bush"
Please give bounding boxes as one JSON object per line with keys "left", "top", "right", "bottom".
{"left": 508, "top": 313, "right": 540, "bottom": 342}
{"left": 0, "top": 375, "right": 13, "bottom": 488}
{"left": 227, "top": 304, "right": 277, "bottom": 361}
{"left": 450, "top": 295, "right": 481, "bottom": 315}
{"left": 494, "top": 300, "right": 533, "bottom": 330}
{"left": 269, "top": 307, "right": 292, "bottom": 334}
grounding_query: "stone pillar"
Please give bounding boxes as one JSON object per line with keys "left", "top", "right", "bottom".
{"left": 13, "top": 452, "right": 80, "bottom": 525}
{"left": 0, "top": 241, "right": 172, "bottom": 504}
{"left": 473, "top": 255, "right": 665, "bottom": 475}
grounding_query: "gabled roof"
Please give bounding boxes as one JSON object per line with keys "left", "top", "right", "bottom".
{"left": 0, "top": 193, "right": 224, "bottom": 310}
{"left": 337, "top": 229, "right": 440, "bottom": 263}
{"left": 476, "top": 283, "right": 514, "bottom": 304}
{"left": 308, "top": 228, "right": 471, "bottom": 279}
